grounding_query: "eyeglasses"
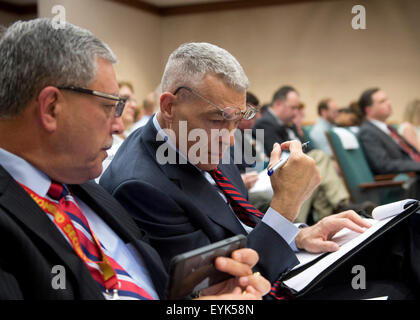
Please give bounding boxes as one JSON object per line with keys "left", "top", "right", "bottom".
{"left": 173, "top": 86, "right": 257, "bottom": 121}
{"left": 57, "top": 86, "right": 127, "bottom": 117}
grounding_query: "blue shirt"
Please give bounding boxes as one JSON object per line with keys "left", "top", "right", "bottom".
{"left": 0, "top": 148, "right": 159, "bottom": 300}
{"left": 152, "top": 114, "right": 301, "bottom": 250}
{"left": 310, "top": 118, "right": 334, "bottom": 156}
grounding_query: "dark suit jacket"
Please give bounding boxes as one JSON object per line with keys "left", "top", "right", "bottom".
{"left": 100, "top": 119, "right": 298, "bottom": 284}
{"left": 358, "top": 120, "right": 420, "bottom": 174}
{"left": 253, "top": 110, "right": 312, "bottom": 157}
{"left": 0, "top": 166, "right": 167, "bottom": 300}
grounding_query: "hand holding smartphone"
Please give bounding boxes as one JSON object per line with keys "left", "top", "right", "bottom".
{"left": 166, "top": 234, "right": 247, "bottom": 300}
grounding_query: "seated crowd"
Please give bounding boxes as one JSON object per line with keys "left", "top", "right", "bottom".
{"left": 1, "top": 18, "right": 419, "bottom": 301}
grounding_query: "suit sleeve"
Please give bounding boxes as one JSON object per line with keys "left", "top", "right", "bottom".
{"left": 359, "top": 128, "right": 420, "bottom": 174}
{"left": 0, "top": 268, "right": 24, "bottom": 299}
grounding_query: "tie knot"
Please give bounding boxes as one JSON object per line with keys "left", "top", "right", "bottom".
{"left": 47, "top": 181, "right": 69, "bottom": 200}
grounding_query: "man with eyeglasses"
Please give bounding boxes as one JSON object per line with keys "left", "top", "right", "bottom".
{"left": 0, "top": 19, "right": 271, "bottom": 300}
{"left": 100, "top": 43, "right": 420, "bottom": 300}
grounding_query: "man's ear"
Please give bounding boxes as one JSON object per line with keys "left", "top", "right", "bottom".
{"left": 160, "top": 92, "right": 176, "bottom": 122}
{"left": 364, "top": 105, "right": 372, "bottom": 117}
{"left": 37, "top": 86, "right": 62, "bottom": 132}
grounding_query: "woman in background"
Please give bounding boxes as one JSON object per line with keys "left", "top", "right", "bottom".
{"left": 399, "top": 99, "right": 420, "bottom": 153}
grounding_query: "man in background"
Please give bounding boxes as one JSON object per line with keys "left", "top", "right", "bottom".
{"left": 253, "top": 86, "right": 372, "bottom": 223}
{"left": 358, "top": 88, "right": 420, "bottom": 174}
{"left": 310, "top": 98, "right": 340, "bottom": 157}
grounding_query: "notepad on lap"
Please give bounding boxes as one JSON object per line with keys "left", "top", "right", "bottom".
{"left": 282, "top": 199, "right": 418, "bottom": 297}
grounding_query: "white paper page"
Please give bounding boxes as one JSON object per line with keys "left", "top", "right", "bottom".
{"left": 249, "top": 170, "right": 273, "bottom": 195}
{"left": 372, "top": 199, "right": 416, "bottom": 220}
{"left": 284, "top": 216, "right": 393, "bottom": 292}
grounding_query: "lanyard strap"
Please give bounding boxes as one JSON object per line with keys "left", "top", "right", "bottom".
{"left": 19, "top": 183, "right": 118, "bottom": 290}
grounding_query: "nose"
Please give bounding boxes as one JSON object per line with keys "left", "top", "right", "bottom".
{"left": 219, "top": 128, "right": 236, "bottom": 147}
{"left": 111, "top": 115, "right": 125, "bottom": 135}
{"left": 229, "top": 131, "right": 235, "bottom": 146}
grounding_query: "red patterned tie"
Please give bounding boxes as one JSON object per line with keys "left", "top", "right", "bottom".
{"left": 209, "top": 168, "right": 264, "bottom": 227}
{"left": 387, "top": 125, "right": 420, "bottom": 162}
{"left": 208, "top": 169, "right": 290, "bottom": 299}
{"left": 47, "top": 182, "right": 154, "bottom": 300}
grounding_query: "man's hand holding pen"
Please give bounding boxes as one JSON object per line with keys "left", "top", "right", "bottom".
{"left": 268, "top": 140, "right": 321, "bottom": 222}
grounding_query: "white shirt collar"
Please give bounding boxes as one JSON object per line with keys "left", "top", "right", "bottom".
{"left": 0, "top": 148, "right": 51, "bottom": 197}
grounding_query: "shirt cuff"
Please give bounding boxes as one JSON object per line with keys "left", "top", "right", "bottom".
{"left": 261, "top": 207, "right": 301, "bottom": 250}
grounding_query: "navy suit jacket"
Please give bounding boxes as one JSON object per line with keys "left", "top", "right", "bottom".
{"left": 358, "top": 120, "right": 420, "bottom": 174}
{"left": 100, "top": 119, "right": 299, "bottom": 284}
{"left": 0, "top": 166, "right": 168, "bottom": 300}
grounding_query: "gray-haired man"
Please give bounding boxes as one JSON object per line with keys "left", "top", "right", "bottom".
{"left": 100, "top": 42, "right": 413, "bottom": 299}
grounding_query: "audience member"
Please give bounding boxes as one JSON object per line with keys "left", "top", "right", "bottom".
{"left": 101, "top": 44, "right": 322, "bottom": 300}
{"left": 309, "top": 98, "right": 339, "bottom": 157}
{"left": 253, "top": 86, "right": 373, "bottom": 223}
{"left": 335, "top": 101, "right": 363, "bottom": 128}
{"left": 358, "top": 88, "right": 420, "bottom": 175}
{"left": 129, "top": 89, "right": 158, "bottom": 133}
{"left": 399, "top": 99, "right": 420, "bottom": 153}
{"left": 99, "top": 43, "right": 420, "bottom": 299}
{"left": 292, "top": 102, "right": 306, "bottom": 139}
{"left": 0, "top": 19, "right": 270, "bottom": 300}
{"left": 118, "top": 81, "right": 138, "bottom": 138}
{"left": 98, "top": 81, "right": 139, "bottom": 179}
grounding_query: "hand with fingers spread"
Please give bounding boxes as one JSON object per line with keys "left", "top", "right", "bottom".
{"left": 295, "top": 210, "right": 373, "bottom": 253}
{"left": 269, "top": 140, "right": 321, "bottom": 222}
{"left": 197, "top": 248, "right": 271, "bottom": 300}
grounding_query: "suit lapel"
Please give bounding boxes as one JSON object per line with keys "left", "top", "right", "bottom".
{"left": 366, "top": 121, "right": 408, "bottom": 154}
{"left": 0, "top": 167, "right": 103, "bottom": 299}
{"left": 141, "top": 120, "right": 247, "bottom": 237}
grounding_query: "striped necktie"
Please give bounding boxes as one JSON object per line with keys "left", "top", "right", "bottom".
{"left": 208, "top": 169, "right": 291, "bottom": 300}
{"left": 208, "top": 168, "right": 264, "bottom": 227}
{"left": 47, "top": 182, "right": 154, "bottom": 300}
{"left": 387, "top": 125, "right": 420, "bottom": 162}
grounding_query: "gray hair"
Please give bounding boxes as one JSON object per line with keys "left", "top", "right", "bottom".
{"left": 0, "top": 18, "right": 117, "bottom": 118}
{"left": 161, "top": 42, "right": 249, "bottom": 93}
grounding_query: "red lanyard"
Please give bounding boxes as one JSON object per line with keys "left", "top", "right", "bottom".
{"left": 19, "top": 183, "right": 119, "bottom": 291}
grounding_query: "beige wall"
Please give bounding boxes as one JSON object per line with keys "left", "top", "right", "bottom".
{"left": 0, "top": 10, "right": 36, "bottom": 27}
{"left": 161, "top": 0, "right": 420, "bottom": 123}
{"left": 39, "top": 0, "right": 162, "bottom": 105}
{"left": 36, "top": 0, "right": 420, "bottom": 122}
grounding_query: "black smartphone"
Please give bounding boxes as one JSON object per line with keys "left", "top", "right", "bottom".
{"left": 165, "top": 234, "right": 247, "bottom": 300}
